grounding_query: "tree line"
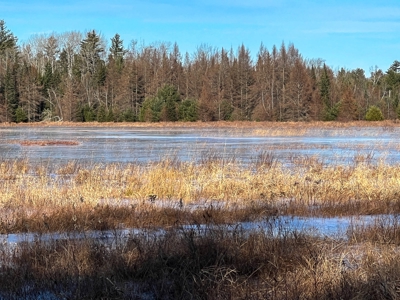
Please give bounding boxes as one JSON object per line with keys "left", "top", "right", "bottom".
{"left": 0, "top": 20, "right": 399, "bottom": 123}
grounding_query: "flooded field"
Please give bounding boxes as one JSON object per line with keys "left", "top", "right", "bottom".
{"left": 1, "top": 125, "right": 400, "bottom": 165}
{"left": 2, "top": 124, "right": 400, "bottom": 298}
{"left": 0, "top": 214, "right": 388, "bottom": 246}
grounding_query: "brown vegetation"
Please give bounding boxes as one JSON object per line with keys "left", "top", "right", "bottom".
{"left": 0, "top": 156, "right": 399, "bottom": 234}
{"left": 4, "top": 119, "right": 400, "bottom": 128}
{"left": 0, "top": 156, "right": 399, "bottom": 297}
{"left": 0, "top": 20, "right": 398, "bottom": 124}
{"left": 1, "top": 221, "right": 400, "bottom": 299}
{"left": 15, "top": 140, "right": 79, "bottom": 146}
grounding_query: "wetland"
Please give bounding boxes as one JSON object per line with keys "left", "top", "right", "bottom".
{"left": 1, "top": 122, "right": 400, "bottom": 299}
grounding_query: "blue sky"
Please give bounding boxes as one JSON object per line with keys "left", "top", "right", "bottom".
{"left": 2, "top": 0, "right": 400, "bottom": 75}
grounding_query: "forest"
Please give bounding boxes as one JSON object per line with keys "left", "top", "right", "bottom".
{"left": 0, "top": 19, "right": 399, "bottom": 123}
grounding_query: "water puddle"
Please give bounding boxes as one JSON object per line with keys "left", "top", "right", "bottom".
{"left": 0, "top": 214, "right": 391, "bottom": 248}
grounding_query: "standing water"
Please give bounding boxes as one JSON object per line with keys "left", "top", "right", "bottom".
{"left": 0, "top": 125, "right": 399, "bottom": 166}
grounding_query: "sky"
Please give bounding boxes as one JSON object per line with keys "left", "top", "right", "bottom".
{"left": 2, "top": 0, "right": 400, "bottom": 75}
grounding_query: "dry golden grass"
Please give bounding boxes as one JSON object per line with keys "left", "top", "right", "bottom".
{"left": 4, "top": 120, "right": 400, "bottom": 129}
{"left": 0, "top": 156, "right": 399, "bottom": 297}
{"left": 1, "top": 222, "right": 400, "bottom": 299}
{"left": 0, "top": 156, "right": 400, "bottom": 233}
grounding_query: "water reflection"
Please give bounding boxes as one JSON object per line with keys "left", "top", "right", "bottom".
{"left": 0, "top": 214, "right": 389, "bottom": 246}
{"left": 0, "top": 126, "right": 400, "bottom": 166}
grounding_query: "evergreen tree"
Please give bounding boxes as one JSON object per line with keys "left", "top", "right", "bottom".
{"left": 4, "top": 64, "right": 19, "bottom": 122}
{"left": 139, "top": 96, "right": 163, "bottom": 122}
{"left": 78, "top": 103, "right": 96, "bottom": 122}
{"left": 0, "top": 20, "right": 17, "bottom": 56}
{"left": 178, "top": 99, "right": 198, "bottom": 121}
{"left": 15, "top": 106, "right": 28, "bottom": 123}
{"left": 79, "top": 30, "right": 105, "bottom": 108}
{"left": 319, "top": 64, "right": 337, "bottom": 120}
{"left": 385, "top": 61, "right": 400, "bottom": 119}
{"left": 80, "top": 30, "right": 104, "bottom": 75}
{"left": 106, "top": 108, "right": 114, "bottom": 122}
{"left": 320, "top": 64, "right": 330, "bottom": 108}
{"left": 139, "top": 83, "right": 180, "bottom": 122}
{"left": 0, "top": 20, "right": 18, "bottom": 122}
{"left": 161, "top": 98, "right": 178, "bottom": 121}
{"left": 158, "top": 84, "right": 180, "bottom": 121}
{"left": 97, "top": 105, "right": 107, "bottom": 122}
{"left": 121, "top": 108, "right": 135, "bottom": 122}
{"left": 95, "top": 62, "right": 106, "bottom": 86}
{"left": 41, "top": 62, "right": 60, "bottom": 94}
{"left": 109, "top": 33, "right": 126, "bottom": 70}
{"left": 386, "top": 62, "right": 400, "bottom": 89}
{"left": 219, "top": 100, "right": 234, "bottom": 120}
{"left": 366, "top": 105, "right": 384, "bottom": 121}
{"left": 389, "top": 60, "right": 400, "bottom": 73}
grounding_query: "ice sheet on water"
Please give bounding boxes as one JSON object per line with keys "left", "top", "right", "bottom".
{"left": 1, "top": 126, "right": 400, "bottom": 165}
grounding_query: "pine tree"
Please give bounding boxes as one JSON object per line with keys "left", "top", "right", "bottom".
{"left": 41, "top": 62, "right": 56, "bottom": 94}
{"left": 109, "top": 33, "right": 126, "bottom": 71}
{"left": 15, "top": 106, "right": 28, "bottom": 123}
{"left": 178, "top": 99, "right": 198, "bottom": 121}
{"left": 80, "top": 30, "right": 104, "bottom": 75}
{"left": 320, "top": 64, "right": 331, "bottom": 109}
{"left": 158, "top": 84, "right": 179, "bottom": 121}
{"left": 0, "top": 20, "right": 18, "bottom": 122}
{"left": 366, "top": 105, "right": 384, "bottom": 121}
{"left": 79, "top": 30, "right": 105, "bottom": 109}
{"left": 0, "top": 20, "right": 17, "bottom": 56}
{"left": 389, "top": 60, "right": 400, "bottom": 73}
{"left": 4, "top": 64, "right": 19, "bottom": 122}
{"left": 320, "top": 64, "right": 337, "bottom": 120}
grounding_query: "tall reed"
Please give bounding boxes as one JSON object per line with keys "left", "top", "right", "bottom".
{"left": 1, "top": 156, "right": 400, "bottom": 233}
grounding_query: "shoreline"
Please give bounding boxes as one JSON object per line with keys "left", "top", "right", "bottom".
{"left": 0, "top": 120, "right": 399, "bottom": 129}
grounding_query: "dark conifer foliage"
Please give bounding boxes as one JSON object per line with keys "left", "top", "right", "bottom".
{"left": 0, "top": 19, "right": 398, "bottom": 122}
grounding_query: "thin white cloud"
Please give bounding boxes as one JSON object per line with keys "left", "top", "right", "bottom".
{"left": 303, "top": 20, "right": 400, "bottom": 34}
